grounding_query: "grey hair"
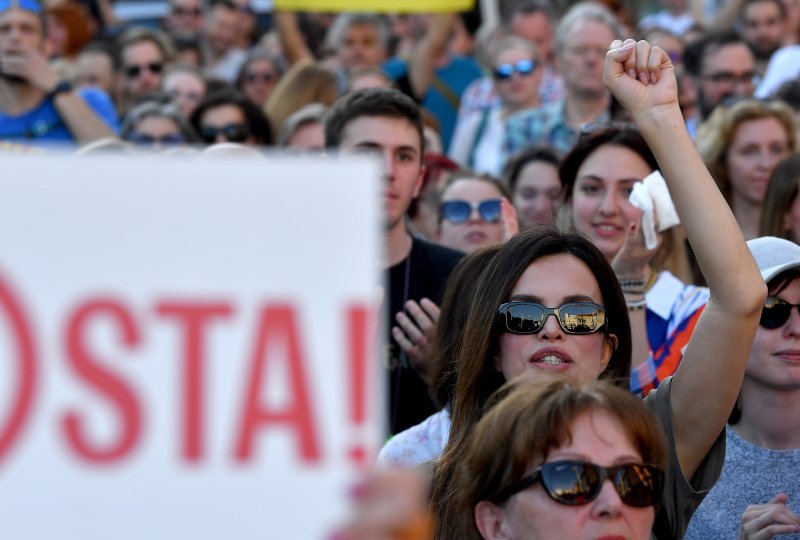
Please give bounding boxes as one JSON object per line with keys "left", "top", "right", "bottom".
{"left": 120, "top": 98, "right": 199, "bottom": 142}
{"left": 554, "top": 2, "right": 623, "bottom": 51}
{"left": 277, "top": 102, "right": 328, "bottom": 146}
{"left": 326, "top": 13, "right": 390, "bottom": 53}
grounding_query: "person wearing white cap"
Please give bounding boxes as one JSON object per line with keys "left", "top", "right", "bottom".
{"left": 686, "top": 236, "right": 800, "bottom": 540}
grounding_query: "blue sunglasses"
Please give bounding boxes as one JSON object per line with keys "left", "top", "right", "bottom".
{"left": 493, "top": 59, "right": 536, "bottom": 81}
{"left": 440, "top": 198, "right": 502, "bottom": 224}
{"left": 0, "top": 0, "right": 43, "bottom": 14}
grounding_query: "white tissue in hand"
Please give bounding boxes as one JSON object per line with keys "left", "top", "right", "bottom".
{"left": 628, "top": 170, "right": 680, "bottom": 250}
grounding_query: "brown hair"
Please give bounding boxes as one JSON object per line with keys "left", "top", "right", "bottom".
{"left": 452, "top": 376, "right": 668, "bottom": 539}
{"left": 759, "top": 153, "right": 800, "bottom": 241}
{"left": 431, "top": 226, "right": 631, "bottom": 540}
{"left": 264, "top": 59, "right": 338, "bottom": 135}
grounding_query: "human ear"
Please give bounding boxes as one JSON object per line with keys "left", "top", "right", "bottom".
{"left": 601, "top": 333, "right": 618, "bottom": 369}
{"left": 475, "top": 500, "right": 511, "bottom": 540}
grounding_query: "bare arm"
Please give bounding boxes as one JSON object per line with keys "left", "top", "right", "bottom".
{"left": 274, "top": 10, "right": 314, "bottom": 66}
{"left": 408, "top": 14, "right": 457, "bottom": 99}
{"left": 604, "top": 39, "right": 766, "bottom": 479}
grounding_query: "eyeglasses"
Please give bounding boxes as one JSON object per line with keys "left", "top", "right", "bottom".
{"left": 200, "top": 122, "right": 250, "bottom": 143}
{"left": 440, "top": 199, "right": 501, "bottom": 224}
{"left": 497, "top": 301, "right": 606, "bottom": 335}
{"left": 128, "top": 132, "right": 186, "bottom": 146}
{"left": 759, "top": 296, "right": 800, "bottom": 329}
{"left": 701, "top": 71, "right": 758, "bottom": 87}
{"left": 124, "top": 62, "right": 164, "bottom": 80}
{"left": 0, "top": 0, "right": 42, "bottom": 14}
{"left": 245, "top": 72, "right": 275, "bottom": 84}
{"left": 491, "top": 460, "right": 664, "bottom": 507}
{"left": 493, "top": 59, "right": 536, "bottom": 81}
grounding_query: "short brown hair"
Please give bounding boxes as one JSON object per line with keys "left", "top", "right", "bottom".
{"left": 452, "top": 376, "right": 668, "bottom": 539}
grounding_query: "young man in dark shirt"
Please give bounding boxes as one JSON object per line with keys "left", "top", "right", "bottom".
{"left": 325, "top": 88, "right": 462, "bottom": 434}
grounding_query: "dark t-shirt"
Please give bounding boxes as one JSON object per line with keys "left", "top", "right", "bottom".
{"left": 386, "top": 236, "right": 463, "bottom": 434}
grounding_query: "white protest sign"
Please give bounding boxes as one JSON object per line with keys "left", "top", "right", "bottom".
{"left": 0, "top": 154, "right": 383, "bottom": 540}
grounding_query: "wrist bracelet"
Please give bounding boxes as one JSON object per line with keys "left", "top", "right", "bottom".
{"left": 47, "top": 80, "right": 73, "bottom": 100}
{"left": 622, "top": 288, "right": 646, "bottom": 296}
{"left": 626, "top": 299, "right": 647, "bottom": 311}
{"left": 618, "top": 276, "right": 646, "bottom": 289}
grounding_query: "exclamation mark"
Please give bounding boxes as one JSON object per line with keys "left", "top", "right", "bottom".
{"left": 346, "top": 304, "right": 371, "bottom": 467}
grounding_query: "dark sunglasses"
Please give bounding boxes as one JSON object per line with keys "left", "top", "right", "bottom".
{"left": 245, "top": 72, "right": 275, "bottom": 84}
{"left": 440, "top": 198, "right": 501, "bottom": 224}
{"left": 760, "top": 296, "right": 800, "bottom": 329}
{"left": 128, "top": 132, "right": 186, "bottom": 146}
{"left": 493, "top": 59, "right": 535, "bottom": 81}
{"left": 497, "top": 301, "right": 606, "bottom": 335}
{"left": 124, "top": 62, "right": 164, "bottom": 79}
{"left": 0, "top": 0, "right": 42, "bottom": 14}
{"left": 492, "top": 460, "right": 663, "bottom": 507}
{"left": 200, "top": 122, "right": 250, "bottom": 143}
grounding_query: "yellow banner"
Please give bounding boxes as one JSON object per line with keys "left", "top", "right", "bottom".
{"left": 274, "top": 0, "right": 473, "bottom": 13}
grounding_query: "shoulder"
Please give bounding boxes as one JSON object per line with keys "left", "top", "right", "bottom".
{"left": 412, "top": 236, "right": 464, "bottom": 271}
{"left": 377, "top": 409, "right": 451, "bottom": 468}
{"left": 76, "top": 87, "right": 120, "bottom": 132}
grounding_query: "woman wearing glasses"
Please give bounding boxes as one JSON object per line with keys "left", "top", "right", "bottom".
{"left": 448, "top": 36, "right": 542, "bottom": 176}
{"left": 685, "top": 236, "right": 800, "bottom": 540}
{"left": 431, "top": 39, "right": 766, "bottom": 540}
{"left": 456, "top": 377, "right": 667, "bottom": 540}
{"left": 436, "top": 172, "right": 515, "bottom": 254}
{"left": 189, "top": 89, "right": 273, "bottom": 146}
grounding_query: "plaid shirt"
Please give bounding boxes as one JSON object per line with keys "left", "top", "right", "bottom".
{"left": 503, "top": 98, "right": 611, "bottom": 156}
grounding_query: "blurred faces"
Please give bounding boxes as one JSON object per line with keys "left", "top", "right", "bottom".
{"left": 726, "top": 116, "right": 791, "bottom": 207}
{"left": 75, "top": 50, "right": 115, "bottom": 93}
{"left": 478, "top": 409, "right": 654, "bottom": 540}
{"left": 0, "top": 7, "right": 43, "bottom": 57}
{"left": 746, "top": 278, "right": 800, "bottom": 391}
{"left": 128, "top": 115, "right": 185, "bottom": 151}
{"left": 437, "top": 178, "right": 505, "bottom": 253}
{"left": 498, "top": 253, "right": 614, "bottom": 382}
{"left": 240, "top": 58, "right": 279, "bottom": 107}
{"left": 338, "top": 22, "right": 387, "bottom": 72}
{"left": 570, "top": 145, "right": 651, "bottom": 261}
{"left": 121, "top": 40, "right": 165, "bottom": 100}
{"left": 199, "top": 104, "right": 252, "bottom": 144}
{"left": 697, "top": 43, "right": 756, "bottom": 119}
{"left": 163, "top": 69, "right": 205, "bottom": 120}
{"left": 512, "top": 160, "right": 561, "bottom": 228}
{"left": 509, "top": 10, "right": 553, "bottom": 64}
{"left": 557, "top": 20, "right": 616, "bottom": 99}
{"left": 786, "top": 193, "right": 800, "bottom": 243}
{"left": 286, "top": 121, "right": 325, "bottom": 151}
{"left": 338, "top": 116, "right": 423, "bottom": 230}
{"left": 742, "top": 0, "right": 786, "bottom": 59}
{"left": 206, "top": 3, "right": 237, "bottom": 57}
{"left": 494, "top": 46, "right": 542, "bottom": 111}
{"left": 166, "top": 0, "right": 204, "bottom": 38}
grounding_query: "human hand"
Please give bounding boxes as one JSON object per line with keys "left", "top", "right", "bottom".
{"left": 603, "top": 39, "right": 678, "bottom": 122}
{"left": 500, "top": 197, "right": 519, "bottom": 243}
{"left": 333, "top": 469, "right": 434, "bottom": 540}
{"left": 392, "top": 298, "right": 440, "bottom": 378}
{"left": 611, "top": 220, "right": 659, "bottom": 279}
{"left": 739, "top": 493, "right": 800, "bottom": 539}
{"left": 0, "top": 48, "right": 58, "bottom": 92}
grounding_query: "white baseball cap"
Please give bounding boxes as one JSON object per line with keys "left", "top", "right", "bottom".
{"left": 747, "top": 236, "right": 800, "bottom": 284}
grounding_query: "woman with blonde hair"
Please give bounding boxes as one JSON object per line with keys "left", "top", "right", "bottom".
{"left": 697, "top": 98, "right": 796, "bottom": 239}
{"left": 263, "top": 59, "right": 338, "bottom": 136}
{"left": 759, "top": 152, "right": 800, "bottom": 242}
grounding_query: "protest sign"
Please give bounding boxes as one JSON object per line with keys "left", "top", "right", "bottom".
{"left": 274, "top": 0, "right": 473, "bottom": 13}
{"left": 0, "top": 154, "right": 383, "bottom": 539}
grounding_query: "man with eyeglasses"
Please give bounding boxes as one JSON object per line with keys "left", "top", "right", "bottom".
{"left": 116, "top": 27, "right": 172, "bottom": 114}
{"left": 504, "top": 3, "right": 622, "bottom": 156}
{"left": 0, "top": 0, "right": 116, "bottom": 145}
{"left": 325, "top": 88, "right": 463, "bottom": 435}
{"left": 684, "top": 29, "right": 757, "bottom": 137}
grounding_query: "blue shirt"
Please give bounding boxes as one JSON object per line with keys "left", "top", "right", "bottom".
{"left": 0, "top": 87, "right": 119, "bottom": 147}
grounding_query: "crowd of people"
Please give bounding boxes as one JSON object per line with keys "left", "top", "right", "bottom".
{"left": 4, "top": 0, "right": 800, "bottom": 538}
